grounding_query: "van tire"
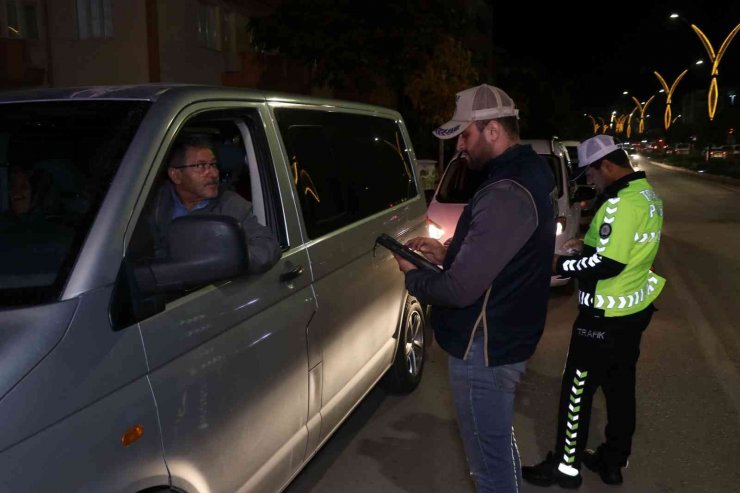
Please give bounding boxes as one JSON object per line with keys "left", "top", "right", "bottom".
{"left": 383, "top": 296, "right": 426, "bottom": 394}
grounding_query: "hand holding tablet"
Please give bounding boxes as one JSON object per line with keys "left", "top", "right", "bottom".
{"left": 376, "top": 234, "right": 443, "bottom": 273}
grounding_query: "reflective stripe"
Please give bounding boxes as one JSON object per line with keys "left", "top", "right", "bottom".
{"left": 558, "top": 463, "right": 580, "bottom": 477}
{"left": 561, "top": 369, "right": 588, "bottom": 470}
{"left": 563, "top": 254, "right": 601, "bottom": 272}
{"left": 580, "top": 272, "right": 660, "bottom": 310}
{"left": 634, "top": 231, "right": 661, "bottom": 243}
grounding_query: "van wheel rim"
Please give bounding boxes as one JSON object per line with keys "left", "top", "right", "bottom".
{"left": 404, "top": 310, "right": 424, "bottom": 376}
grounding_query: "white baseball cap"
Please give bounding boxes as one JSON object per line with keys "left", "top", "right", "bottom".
{"left": 433, "top": 84, "right": 519, "bottom": 140}
{"left": 577, "top": 135, "right": 620, "bottom": 168}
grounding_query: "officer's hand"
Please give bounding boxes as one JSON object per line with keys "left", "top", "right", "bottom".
{"left": 405, "top": 237, "right": 446, "bottom": 265}
{"left": 558, "top": 238, "right": 584, "bottom": 255}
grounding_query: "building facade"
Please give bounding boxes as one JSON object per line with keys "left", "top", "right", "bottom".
{"left": 0, "top": 0, "right": 281, "bottom": 90}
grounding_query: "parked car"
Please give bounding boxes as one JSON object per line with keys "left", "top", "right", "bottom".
{"left": 673, "top": 142, "right": 693, "bottom": 155}
{"left": 0, "top": 85, "right": 429, "bottom": 493}
{"left": 708, "top": 145, "right": 728, "bottom": 159}
{"left": 426, "top": 138, "right": 583, "bottom": 289}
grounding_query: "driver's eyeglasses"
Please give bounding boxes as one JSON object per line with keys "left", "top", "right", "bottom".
{"left": 174, "top": 161, "right": 219, "bottom": 173}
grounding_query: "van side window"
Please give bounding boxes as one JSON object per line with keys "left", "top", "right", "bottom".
{"left": 113, "top": 110, "right": 281, "bottom": 327}
{"left": 274, "top": 109, "right": 417, "bottom": 239}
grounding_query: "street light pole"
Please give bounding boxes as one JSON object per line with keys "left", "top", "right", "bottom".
{"left": 626, "top": 105, "right": 639, "bottom": 139}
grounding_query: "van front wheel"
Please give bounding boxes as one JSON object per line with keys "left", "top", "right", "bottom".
{"left": 383, "top": 297, "right": 425, "bottom": 394}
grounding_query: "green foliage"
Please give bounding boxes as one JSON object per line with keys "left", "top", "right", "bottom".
{"left": 405, "top": 36, "right": 478, "bottom": 128}
{"left": 250, "top": 0, "right": 469, "bottom": 92}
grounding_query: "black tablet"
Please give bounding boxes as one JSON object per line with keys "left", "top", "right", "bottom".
{"left": 376, "top": 234, "right": 443, "bottom": 273}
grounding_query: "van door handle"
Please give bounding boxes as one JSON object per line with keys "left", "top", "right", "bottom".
{"left": 280, "top": 265, "right": 305, "bottom": 282}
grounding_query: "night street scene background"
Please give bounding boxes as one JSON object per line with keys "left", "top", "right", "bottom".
{"left": 1, "top": 0, "right": 738, "bottom": 159}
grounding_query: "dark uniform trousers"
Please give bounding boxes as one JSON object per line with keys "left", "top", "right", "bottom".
{"left": 553, "top": 306, "right": 654, "bottom": 471}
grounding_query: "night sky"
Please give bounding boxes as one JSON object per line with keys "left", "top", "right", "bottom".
{"left": 491, "top": 1, "right": 740, "bottom": 114}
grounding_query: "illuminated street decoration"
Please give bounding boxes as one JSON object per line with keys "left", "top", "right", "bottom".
{"left": 690, "top": 23, "right": 740, "bottom": 120}
{"left": 586, "top": 114, "right": 599, "bottom": 134}
{"left": 632, "top": 96, "right": 655, "bottom": 134}
{"left": 598, "top": 117, "right": 609, "bottom": 134}
{"left": 654, "top": 70, "right": 688, "bottom": 130}
{"left": 615, "top": 114, "right": 628, "bottom": 134}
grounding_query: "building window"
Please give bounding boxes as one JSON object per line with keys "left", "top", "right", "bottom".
{"left": 3, "top": 0, "right": 40, "bottom": 39}
{"left": 77, "top": 0, "right": 112, "bottom": 39}
{"left": 198, "top": 2, "right": 221, "bottom": 50}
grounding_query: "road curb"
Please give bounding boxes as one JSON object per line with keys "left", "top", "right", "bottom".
{"left": 647, "top": 159, "right": 740, "bottom": 187}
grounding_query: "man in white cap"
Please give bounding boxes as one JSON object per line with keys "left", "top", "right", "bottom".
{"left": 392, "top": 84, "right": 556, "bottom": 493}
{"left": 522, "top": 135, "right": 666, "bottom": 488}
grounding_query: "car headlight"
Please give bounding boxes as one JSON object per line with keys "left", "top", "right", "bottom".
{"left": 555, "top": 217, "right": 566, "bottom": 236}
{"left": 427, "top": 218, "right": 445, "bottom": 240}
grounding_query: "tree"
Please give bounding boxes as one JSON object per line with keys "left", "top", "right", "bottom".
{"left": 405, "top": 36, "right": 478, "bottom": 161}
{"left": 250, "top": 0, "right": 472, "bottom": 96}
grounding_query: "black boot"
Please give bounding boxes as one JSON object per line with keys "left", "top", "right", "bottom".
{"left": 522, "top": 452, "right": 582, "bottom": 489}
{"left": 583, "top": 447, "right": 624, "bottom": 485}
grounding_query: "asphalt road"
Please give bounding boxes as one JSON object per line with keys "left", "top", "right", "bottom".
{"left": 285, "top": 159, "right": 740, "bottom": 493}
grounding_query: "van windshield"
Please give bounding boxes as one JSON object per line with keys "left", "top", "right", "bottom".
{"left": 0, "top": 101, "right": 150, "bottom": 307}
{"left": 435, "top": 158, "right": 486, "bottom": 204}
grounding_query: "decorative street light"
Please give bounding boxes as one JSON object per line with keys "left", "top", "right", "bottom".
{"left": 654, "top": 69, "right": 688, "bottom": 130}
{"left": 632, "top": 95, "right": 655, "bottom": 134}
{"left": 585, "top": 114, "right": 599, "bottom": 135}
{"left": 671, "top": 14, "right": 740, "bottom": 120}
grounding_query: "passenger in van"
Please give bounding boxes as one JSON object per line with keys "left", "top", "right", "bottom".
{"left": 0, "top": 166, "right": 75, "bottom": 287}
{"left": 393, "top": 84, "right": 556, "bottom": 493}
{"left": 148, "top": 134, "right": 280, "bottom": 274}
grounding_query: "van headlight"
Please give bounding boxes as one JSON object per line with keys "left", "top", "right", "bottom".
{"left": 427, "top": 218, "right": 445, "bottom": 240}
{"left": 555, "top": 217, "right": 566, "bottom": 236}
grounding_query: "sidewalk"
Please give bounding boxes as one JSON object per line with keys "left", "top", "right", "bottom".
{"left": 646, "top": 159, "right": 740, "bottom": 188}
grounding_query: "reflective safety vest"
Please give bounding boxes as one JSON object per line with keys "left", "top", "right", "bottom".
{"left": 580, "top": 176, "right": 665, "bottom": 317}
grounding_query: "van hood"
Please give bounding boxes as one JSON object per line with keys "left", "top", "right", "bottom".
{"left": 0, "top": 299, "right": 78, "bottom": 400}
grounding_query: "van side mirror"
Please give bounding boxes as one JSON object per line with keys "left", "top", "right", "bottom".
{"left": 572, "top": 185, "right": 596, "bottom": 203}
{"left": 134, "top": 215, "right": 248, "bottom": 296}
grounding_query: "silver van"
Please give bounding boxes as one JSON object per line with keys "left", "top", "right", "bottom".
{"left": 0, "top": 85, "right": 428, "bottom": 492}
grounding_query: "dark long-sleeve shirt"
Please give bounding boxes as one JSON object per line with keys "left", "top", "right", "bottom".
{"left": 406, "top": 179, "right": 538, "bottom": 307}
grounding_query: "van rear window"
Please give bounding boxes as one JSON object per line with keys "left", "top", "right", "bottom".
{"left": 0, "top": 101, "right": 149, "bottom": 307}
{"left": 274, "top": 109, "right": 418, "bottom": 239}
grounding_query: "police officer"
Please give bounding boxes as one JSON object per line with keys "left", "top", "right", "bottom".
{"left": 522, "top": 135, "right": 666, "bottom": 488}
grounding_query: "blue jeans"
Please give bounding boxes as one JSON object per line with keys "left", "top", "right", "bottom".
{"left": 448, "top": 334, "right": 527, "bottom": 493}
